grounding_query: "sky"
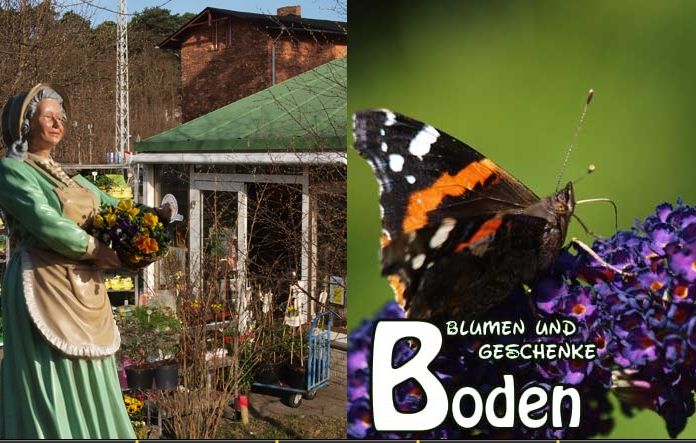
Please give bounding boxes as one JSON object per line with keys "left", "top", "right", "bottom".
{"left": 73, "top": 0, "right": 345, "bottom": 25}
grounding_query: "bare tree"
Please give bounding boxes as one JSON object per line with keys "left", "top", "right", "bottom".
{"left": 0, "top": 2, "right": 185, "bottom": 163}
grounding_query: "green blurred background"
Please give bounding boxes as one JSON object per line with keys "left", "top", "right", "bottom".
{"left": 348, "top": 0, "right": 696, "bottom": 438}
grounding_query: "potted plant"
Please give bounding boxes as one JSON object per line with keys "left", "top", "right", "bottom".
{"left": 116, "top": 305, "right": 182, "bottom": 390}
{"left": 148, "top": 308, "right": 182, "bottom": 389}
{"left": 279, "top": 327, "right": 308, "bottom": 390}
{"left": 117, "top": 308, "right": 155, "bottom": 390}
{"left": 123, "top": 393, "right": 149, "bottom": 438}
{"left": 252, "top": 319, "right": 289, "bottom": 385}
{"left": 264, "top": 314, "right": 308, "bottom": 390}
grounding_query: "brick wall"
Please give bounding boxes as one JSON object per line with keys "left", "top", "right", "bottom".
{"left": 331, "top": 345, "right": 347, "bottom": 386}
{"left": 180, "top": 19, "right": 269, "bottom": 121}
{"left": 273, "top": 36, "right": 347, "bottom": 85}
{"left": 179, "top": 17, "right": 347, "bottom": 121}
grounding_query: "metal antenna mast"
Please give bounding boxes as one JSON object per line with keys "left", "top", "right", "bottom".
{"left": 115, "top": 0, "right": 129, "bottom": 161}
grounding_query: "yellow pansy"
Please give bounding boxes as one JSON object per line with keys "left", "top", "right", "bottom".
{"left": 105, "top": 213, "right": 117, "bottom": 227}
{"left": 117, "top": 199, "right": 132, "bottom": 211}
{"left": 93, "top": 214, "right": 104, "bottom": 229}
{"left": 142, "top": 212, "right": 159, "bottom": 229}
{"left": 117, "top": 199, "right": 139, "bottom": 217}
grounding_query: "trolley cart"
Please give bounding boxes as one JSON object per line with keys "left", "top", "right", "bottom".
{"left": 252, "top": 311, "right": 334, "bottom": 407}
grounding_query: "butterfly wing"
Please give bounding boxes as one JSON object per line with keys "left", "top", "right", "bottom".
{"left": 353, "top": 109, "right": 540, "bottom": 237}
{"left": 353, "top": 109, "right": 547, "bottom": 318}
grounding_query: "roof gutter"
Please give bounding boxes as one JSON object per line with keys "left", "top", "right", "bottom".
{"left": 130, "top": 151, "right": 347, "bottom": 165}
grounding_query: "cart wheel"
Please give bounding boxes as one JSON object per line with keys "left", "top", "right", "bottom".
{"left": 303, "top": 390, "right": 318, "bottom": 400}
{"left": 284, "top": 393, "right": 303, "bottom": 408}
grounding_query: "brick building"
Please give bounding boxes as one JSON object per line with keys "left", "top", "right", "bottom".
{"left": 158, "top": 6, "right": 347, "bottom": 121}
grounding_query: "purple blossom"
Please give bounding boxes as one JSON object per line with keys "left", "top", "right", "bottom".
{"left": 348, "top": 201, "right": 696, "bottom": 438}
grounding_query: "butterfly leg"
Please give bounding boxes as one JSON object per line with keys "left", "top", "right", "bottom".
{"left": 572, "top": 214, "right": 604, "bottom": 240}
{"left": 570, "top": 237, "right": 634, "bottom": 277}
{"left": 522, "top": 284, "right": 544, "bottom": 319}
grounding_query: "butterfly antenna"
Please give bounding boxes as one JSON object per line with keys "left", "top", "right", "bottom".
{"left": 555, "top": 89, "right": 594, "bottom": 191}
{"left": 570, "top": 164, "right": 596, "bottom": 186}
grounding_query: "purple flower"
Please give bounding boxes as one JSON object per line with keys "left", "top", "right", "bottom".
{"left": 669, "top": 243, "right": 696, "bottom": 282}
{"left": 348, "top": 201, "right": 696, "bottom": 438}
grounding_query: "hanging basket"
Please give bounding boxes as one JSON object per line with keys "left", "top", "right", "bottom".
{"left": 114, "top": 242, "right": 158, "bottom": 271}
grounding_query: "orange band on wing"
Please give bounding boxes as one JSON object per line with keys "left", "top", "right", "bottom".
{"left": 388, "top": 274, "right": 406, "bottom": 306}
{"left": 454, "top": 217, "right": 503, "bottom": 252}
{"left": 402, "top": 158, "right": 498, "bottom": 233}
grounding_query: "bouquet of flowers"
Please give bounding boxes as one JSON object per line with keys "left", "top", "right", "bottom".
{"left": 91, "top": 200, "right": 170, "bottom": 270}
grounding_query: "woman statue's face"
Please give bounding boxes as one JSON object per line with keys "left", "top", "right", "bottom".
{"left": 28, "top": 98, "right": 65, "bottom": 152}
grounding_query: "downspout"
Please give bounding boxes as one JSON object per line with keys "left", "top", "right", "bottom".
{"left": 270, "top": 25, "right": 287, "bottom": 85}
{"left": 271, "top": 43, "right": 276, "bottom": 85}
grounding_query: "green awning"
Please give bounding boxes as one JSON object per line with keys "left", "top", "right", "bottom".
{"left": 135, "top": 58, "right": 346, "bottom": 153}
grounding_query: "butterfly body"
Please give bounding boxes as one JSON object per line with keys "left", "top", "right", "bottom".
{"left": 353, "top": 109, "right": 575, "bottom": 320}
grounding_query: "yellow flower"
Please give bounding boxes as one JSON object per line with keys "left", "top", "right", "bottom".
{"left": 142, "top": 212, "right": 159, "bottom": 229}
{"left": 105, "top": 213, "right": 117, "bottom": 227}
{"left": 117, "top": 199, "right": 132, "bottom": 211}
{"left": 117, "top": 199, "right": 140, "bottom": 217}
{"left": 93, "top": 214, "right": 104, "bottom": 229}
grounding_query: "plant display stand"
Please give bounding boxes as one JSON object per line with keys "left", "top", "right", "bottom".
{"left": 252, "top": 311, "right": 333, "bottom": 408}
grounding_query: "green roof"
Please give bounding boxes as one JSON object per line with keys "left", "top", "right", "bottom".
{"left": 135, "top": 58, "right": 346, "bottom": 153}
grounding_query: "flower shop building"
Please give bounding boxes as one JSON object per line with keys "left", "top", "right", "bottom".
{"left": 132, "top": 58, "right": 346, "bottom": 325}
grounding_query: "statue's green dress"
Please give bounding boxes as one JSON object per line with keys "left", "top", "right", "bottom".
{"left": 0, "top": 157, "right": 135, "bottom": 438}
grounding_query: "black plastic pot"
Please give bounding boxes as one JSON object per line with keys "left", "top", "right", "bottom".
{"left": 154, "top": 362, "right": 179, "bottom": 390}
{"left": 255, "top": 362, "right": 281, "bottom": 384}
{"left": 280, "top": 362, "right": 306, "bottom": 389}
{"left": 125, "top": 366, "right": 155, "bottom": 390}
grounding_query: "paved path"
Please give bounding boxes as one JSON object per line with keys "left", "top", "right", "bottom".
{"left": 248, "top": 382, "right": 346, "bottom": 417}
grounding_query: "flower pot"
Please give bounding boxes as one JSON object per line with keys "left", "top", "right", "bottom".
{"left": 154, "top": 362, "right": 178, "bottom": 390}
{"left": 125, "top": 366, "right": 155, "bottom": 390}
{"left": 280, "top": 362, "right": 306, "bottom": 389}
{"left": 255, "top": 362, "right": 281, "bottom": 384}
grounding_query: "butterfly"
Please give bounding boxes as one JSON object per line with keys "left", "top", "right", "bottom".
{"left": 353, "top": 109, "right": 575, "bottom": 320}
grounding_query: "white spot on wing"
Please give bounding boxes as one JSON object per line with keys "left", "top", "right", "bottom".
{"left": 384, "top": 111, "right": 397, "bottom": 126}
{"left": 381, "top": 142, "right": 388, "bottom": 152}
{"left": 405, "top": 175, "right": 416, "bottom": 184}
{"left": 412, "top": 254, "right": 426, "bottom": 270}
{"left": 382, "top": 229, "right": 391, "bottom": 242}
{"left": 388, "top": 154, "right": 404, "bottom": 172}
{"left": 409, "top": 125, "right": 439, "bottom": 160}
{"left": 429, "top": 218, "right": 456, "bottom": 249}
